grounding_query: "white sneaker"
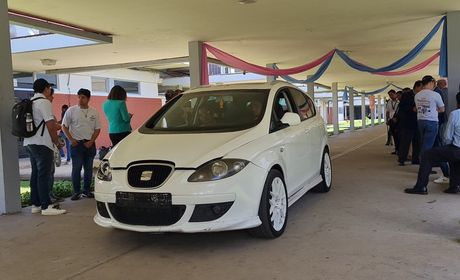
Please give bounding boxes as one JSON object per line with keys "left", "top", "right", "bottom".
{"left": 31, "top": 205, "right": 41, "bottom": 214}
{"left": 433, "top": 176, "right": 449, "bottom": 184}
{"left": 41, "top": 205, "right": 67, "bottom": 216}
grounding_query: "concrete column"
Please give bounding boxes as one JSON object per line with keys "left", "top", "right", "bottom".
{"left": 0, "top": 0, "right": 21, "bottom": 214}
{"left": 371, "top": 95, "right": 375, "bottom": 127}
{"left": 332, "top": 82, "right": 339, "bottom": 135}
{"left": 349, "top": 87, "right": 355, "bottom": 131}
{"left": 188, "top": 41, "right": 205, "bottom": 88}
{"left": 266, "top": 64, "right": 276, "bottom": 82}
{"left": 361, "top": 94, "right": 366, "bottom": 129}
{"left": 447, "top": 12, "right": 460, "bottom": 113}
{"left": 307, "top": 75, "right": 314, "bottom": 99}
{"left": 377, "top": 96, "right": 382, "bottom": 124}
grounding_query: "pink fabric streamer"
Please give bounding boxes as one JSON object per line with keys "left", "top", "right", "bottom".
{"left": 203, "top": 43, "right": 336, "bottom": 76}
{"left": 373, "top": 52, "right": 440, "bottom": 76}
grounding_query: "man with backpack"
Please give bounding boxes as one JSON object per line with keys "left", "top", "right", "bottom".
{"left": 20, "top": 79, "right": 67, "bottom": 215}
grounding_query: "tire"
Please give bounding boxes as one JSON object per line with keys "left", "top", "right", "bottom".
{"left": 312, "top": 149, "right": 332, "bottom": 193}
{"left": 249, "top": 169, "right": 288, "bottom": 238}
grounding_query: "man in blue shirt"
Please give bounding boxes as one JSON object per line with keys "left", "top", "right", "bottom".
{"left": 405, "top": 92, "right": 460, "bottom": 194}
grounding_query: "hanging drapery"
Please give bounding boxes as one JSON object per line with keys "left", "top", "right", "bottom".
{"left": 373, "top": 52, "right": 440, "bottom": 76}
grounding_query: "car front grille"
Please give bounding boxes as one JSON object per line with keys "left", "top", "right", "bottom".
{"left": 108, "top": 203, "right": 186, "bottom": 226}
{"left": 127, "top": 164, "right": 173, "bottom": 189}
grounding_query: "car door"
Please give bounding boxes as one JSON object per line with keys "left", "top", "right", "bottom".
{"left": 288, "top": 88, "right": 322, "bottom": 185}
{"left": 270, "top": 89, "right": 309, "bottom": 196}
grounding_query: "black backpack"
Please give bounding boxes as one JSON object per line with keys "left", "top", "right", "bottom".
{"left": 11, "top": 97, "right": 46, "bottom": 138}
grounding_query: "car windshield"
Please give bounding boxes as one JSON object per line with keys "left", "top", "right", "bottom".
{"left": 143, "top": 89, "right": 269, "bottom": 133}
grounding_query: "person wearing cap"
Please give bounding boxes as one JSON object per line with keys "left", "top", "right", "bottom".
{"left": 405, "top": 92, "right": 460, "bottom": 194}
{"left": 23, "top": 79, "right": 66, "bottom": 215}
{"left": 62, "top": 88, "right": 101, "bottom": 200}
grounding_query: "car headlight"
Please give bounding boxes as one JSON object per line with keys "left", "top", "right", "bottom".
{"left": 188, "top": 159, "right": 249, "bottom": 182}
{"left": 97, "top": 160, "right": 112, "bottom": 181}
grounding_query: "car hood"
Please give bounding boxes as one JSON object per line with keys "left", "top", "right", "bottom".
{"left": 107, "top": 129, "right": 263, "bottom": 168}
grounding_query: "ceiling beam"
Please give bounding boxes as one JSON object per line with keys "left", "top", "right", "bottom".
{"left": 8, "top": 10, "right": 112, "bottom": 44}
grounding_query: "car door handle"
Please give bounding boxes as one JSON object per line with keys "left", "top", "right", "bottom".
{"left": 280, "top": 146, "right": 285, "bottom": 153}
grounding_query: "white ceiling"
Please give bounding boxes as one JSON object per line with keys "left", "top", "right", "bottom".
{"left": 7, "top": 0, "right": 460, "bottom": 91}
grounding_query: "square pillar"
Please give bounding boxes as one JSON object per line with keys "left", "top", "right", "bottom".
{"left": 188, "top": 41, "right": 205, "bottom": 88}
{"left": 266, "top": 64, "right": 276, "bottom": 82}
{"left": 307, "top": 75, "right": 314, "bottom": 99}
{"left": 349, "top": 87, "right": 355, "bottom": 131}
{"left": 332, "top": 82, "right": 339, "bottom": 135}
{"left": 377, "top": 96, "right": 382, "bottom": 124}
{"left": 447, "top": 12, "right": 460, "bottom": 114}
{"left": 0, "top": 0, "right": 21, "bottom": 214}
{"left": 361, "top": 94, "right": 367, "bottom": 129}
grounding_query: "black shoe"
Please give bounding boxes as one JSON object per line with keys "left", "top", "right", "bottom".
{"left": 391, "top": 151, "right": 398, "bottom": 155}
{"left": 71, "top": 193, "right": 81, "bottom": 201}
{"left": 443, "top": 186, "right": 460, "bottom": 194}
{"left": 398, "top": 162, "right": 405, "bottom": 166}
{"left": 81, "top": 191, "right": 94, "bottom": 199}
{"left": 430, "top": 170, "right": 437, "bottom": 175}
{"left": 404, "top": 187, "right": 428, "bottom": 195}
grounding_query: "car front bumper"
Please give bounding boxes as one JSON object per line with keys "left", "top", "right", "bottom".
{"left": 93, "top": 163, "right": 266, "bottom": 233}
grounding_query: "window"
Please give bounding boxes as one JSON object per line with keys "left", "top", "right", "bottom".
{"left": 290, "top": 88, "right": 316, "bottom": 120}
{"left": 92, "top": 77, "right": 108, "bottom": 92}
{"left": 114, "top": 80, "right": 139, "bottom": 94}
{"left": 144, "top": 90, "right": 269, "bottom": 133}
{"left": 13, "top": 73, "right": 57, "bottom": 90}
{"left": 270, "top": 90, "right": 293, "bottom": 132}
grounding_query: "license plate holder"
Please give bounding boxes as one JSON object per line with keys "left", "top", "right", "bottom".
{"left": 116, "top": 192, "right": 172, "bottom": 208}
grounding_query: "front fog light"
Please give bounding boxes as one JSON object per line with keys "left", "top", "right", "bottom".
{"left": 97, "top": 160, "right": 112, "bottom": 181}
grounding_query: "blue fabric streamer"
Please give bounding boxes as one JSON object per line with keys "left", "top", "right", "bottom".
{"left": 439, "top": 17, "right": 448, "bottom": 77}
{"left": 273, "top": 51, "right": 335, "bottom": 83}
{"left": 336, "top": 16, "right": 446, "bottom": 73}
{"left": 347, "top": 83, "right": 404, "bottom": 96}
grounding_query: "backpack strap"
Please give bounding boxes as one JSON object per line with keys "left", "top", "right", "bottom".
{"left": 30, "top": 97, "right": 47, "bottom": 136}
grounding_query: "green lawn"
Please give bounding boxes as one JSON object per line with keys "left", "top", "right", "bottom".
{"left": 326, "top": 119, "right": 385, "bottom": 134}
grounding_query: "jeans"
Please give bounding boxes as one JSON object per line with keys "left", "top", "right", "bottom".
{"left": 71, "top": 141, "right": 96, "bottom": 194}
{"left": 26, "top": 145, "right": 53, "bottom": 209}
{"left": 415, "top": 144, "right": 460, "bottom": 190}
{"left": 418, "top": 120, "right": 439, "bottom": 154}
{"left": 59, "top": 131, "right": 71, "bottom": 161}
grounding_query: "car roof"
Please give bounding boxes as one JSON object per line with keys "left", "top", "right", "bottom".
{"left": 185, "top": 81, "right": 295, "bottom": 94}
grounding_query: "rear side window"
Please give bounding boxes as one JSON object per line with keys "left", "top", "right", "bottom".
{"left": 290, "top": 88, "right": 316, "bottom": 121}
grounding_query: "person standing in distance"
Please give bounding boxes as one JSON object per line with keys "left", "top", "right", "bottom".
{"left": 62, "top": 88, "right": 101, "bottom": 200}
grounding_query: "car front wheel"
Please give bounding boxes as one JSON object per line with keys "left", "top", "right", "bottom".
{"left": 312, "top": 149, "right": 332, "bottom": 193}
{"left": 249, "top": 169, "right": 288, "bottom": 238}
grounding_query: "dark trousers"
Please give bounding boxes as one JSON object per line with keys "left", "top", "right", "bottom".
{"left": 398, "top": 128, "right": 420, "bottom": 163}
{"left": 432, "top": 123, "right": 450, "bottom": 177}
{"left": 389, "top": 123, "right": 400, "bottom": 152}
{"left": 26, "top": 145, "right": 53, "bottom": 209}
{"left": 71, "top": 141, "right": 96, "bottom": 194}
{"left": 109, "top": 131, "right": 131, "bottom": 146}
{"left": 415, "top": 144, "right": 460, "bottom": 190}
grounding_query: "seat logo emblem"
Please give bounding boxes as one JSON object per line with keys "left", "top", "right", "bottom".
{"left": 140, "top": 171, "right": 153, "bottom": 181}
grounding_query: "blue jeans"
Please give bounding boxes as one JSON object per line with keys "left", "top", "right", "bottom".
{"left": 59, "top": 131, "right": 71, "bottom": 161}
{"left": 71, "top": 141, "right": 96, "bottom": 194}
{"left": 418, "top": 120, "right": 439, "bottom": 154}
{"left": 26, "top": 145, "right": 53, "bottom": 209}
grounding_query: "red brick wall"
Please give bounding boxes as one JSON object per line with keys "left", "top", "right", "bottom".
{"left": 52, "top": 93, "right": 163, "bottom": 148}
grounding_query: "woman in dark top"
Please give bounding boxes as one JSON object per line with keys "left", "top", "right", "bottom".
{"left": 396, "top": 88, "right": 420, "bottom": 165}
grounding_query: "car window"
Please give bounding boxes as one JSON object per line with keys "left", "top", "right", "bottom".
{"left": 289, "top": 88, "right": 316, "bottom": 121}
{"left": 142, "top": 89, "right": 269, "bottom": 133}
{"left": 270, "top": 90, "right": 293, "bottom": 132}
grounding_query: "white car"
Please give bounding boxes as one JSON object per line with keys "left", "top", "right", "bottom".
{"left": 94, "top": 81, "right": 331, "bottom": 238}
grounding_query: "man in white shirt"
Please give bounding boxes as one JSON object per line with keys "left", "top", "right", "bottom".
{"left": 23, "top": 79, "right": 66, "bottom": 215}
{"left": 405, "top": 92, "right": 460, "bottom": 194}
{"left": 415, "top": 75, "right": 445, "bottom": 154}
{"left": 62, "top": 88, "right": 101, "bottom": 200}
{"left": 385, "top": 89, "right": 399, "bottom": 149}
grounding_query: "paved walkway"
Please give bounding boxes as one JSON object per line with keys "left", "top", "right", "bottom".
{"left": 2, "top": 125, "right": 459, "bottom": 280}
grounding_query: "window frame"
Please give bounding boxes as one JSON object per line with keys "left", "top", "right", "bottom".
{"left": 269, "top": 88, "right": 296, "bottom": 133}
{"left": 288, "top": 87, "right": 316, "bottom": 121}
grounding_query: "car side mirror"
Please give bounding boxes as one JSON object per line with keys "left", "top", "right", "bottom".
{"left": 281, "top": 112, "right": 301, "bottom": 126}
